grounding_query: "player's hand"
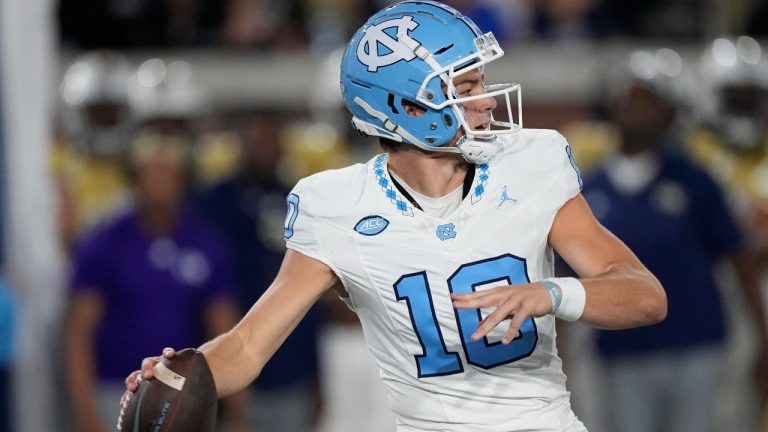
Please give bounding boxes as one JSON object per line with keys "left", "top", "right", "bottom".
{"left": 124, "top": 347, "right": 176, "bottom": 392}
{"left": 451, "top": 283, "right": 552, "bottom": 344}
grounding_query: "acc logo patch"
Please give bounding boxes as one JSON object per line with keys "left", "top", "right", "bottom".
{"left": 357, "top": 16, "right": 419, "bottom": 72}
{"left": 354, "top": 215, "right": 389, "bottom": 236}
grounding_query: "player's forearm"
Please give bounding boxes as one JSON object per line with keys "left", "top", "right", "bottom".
{"left": 578, "top": 265, "right": 666, "bottom": 329}
{"left": 199, "top": 291, "right": 316, "bottom": 398}
{"left": 199, "top": 250, "right": 336, "bottom": 398}
{"left": 198, "top": 328, "right": 261, "bottom": 398}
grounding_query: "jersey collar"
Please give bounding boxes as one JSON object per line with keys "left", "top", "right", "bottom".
{"left": 372, "top": 153, "right": 491, "bottom": 216}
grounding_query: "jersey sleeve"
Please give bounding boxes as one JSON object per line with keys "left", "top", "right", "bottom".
{"left": 556, "top": 134, "right": 584, "bottom": 201}
{"left": 532, "top": 131, "right": 583, "bottom": 211}
{"left": 283, "top": 179, "right": 330, "bottom": 266}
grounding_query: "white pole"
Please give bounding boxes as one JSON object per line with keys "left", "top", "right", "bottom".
{"left": 0, "top": 0, "right": 64, "bottom": 430}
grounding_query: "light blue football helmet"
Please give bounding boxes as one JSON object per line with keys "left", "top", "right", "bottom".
{"left": 340, "top": 0, "right": 522, "bottom": 163}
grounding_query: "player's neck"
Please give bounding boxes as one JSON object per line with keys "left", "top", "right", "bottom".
{"left": 387, "top": 148, "right": 468, "bottom": 198}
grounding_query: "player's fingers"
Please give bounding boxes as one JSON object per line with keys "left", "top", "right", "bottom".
{"left": 451, "top": 290, "right": 501, "bottom": 309}
{"left": 472, "top": 293, "right": 527, "bottom": 340}
{"left": 140, "top": 348, "right": 176, "bottom": 380}
{"left": 120, "top": 388, "right": 133, "bottom": 407}
{"left": 502, "top": 311, "right": 529, "bottom": 344}
{"left": 140, "top": 356, "right": 162, "bottom": 379}
{"left": 471, "top": 304, "right": 515, "bottom": 341}
{"left": 125, "top": 370, "right": 143, "bottom": 392}
{"left": 450, "top": 287, "right": 499, "bottom": 301}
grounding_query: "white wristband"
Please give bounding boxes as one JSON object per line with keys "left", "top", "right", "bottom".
{"left": 544, "top": 277, "right": 586, "bottom": 321}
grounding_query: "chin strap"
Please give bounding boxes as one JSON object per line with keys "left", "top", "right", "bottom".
{"left": 456, "top": 135, "right": 498, "bottom": 164}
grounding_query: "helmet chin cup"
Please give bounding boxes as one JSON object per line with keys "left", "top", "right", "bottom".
{"left": 456, "top": 135, "right": 498, "bottom": 164}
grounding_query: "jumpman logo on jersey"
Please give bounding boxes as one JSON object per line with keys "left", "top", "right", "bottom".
{"left": 497, "top": 185, "right": 518, "bottom": 208}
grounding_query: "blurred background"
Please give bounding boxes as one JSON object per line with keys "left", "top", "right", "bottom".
{"left": 1, "top": 0, "right": 768, "bottom": 431}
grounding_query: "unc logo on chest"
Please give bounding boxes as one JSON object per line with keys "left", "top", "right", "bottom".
{"left": 357, "top": 16, "right": 419, "bottom": 72}
{"left": 436, "top": 223, "right": 457, "bottom": 241}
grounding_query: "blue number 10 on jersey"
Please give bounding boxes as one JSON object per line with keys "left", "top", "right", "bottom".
{"left": 394, "top": 254, "right": 538, "bottom": 378}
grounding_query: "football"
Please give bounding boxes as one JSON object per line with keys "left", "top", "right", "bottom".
{"left": 117, "top": 348, "right": 218, "bottom": 432}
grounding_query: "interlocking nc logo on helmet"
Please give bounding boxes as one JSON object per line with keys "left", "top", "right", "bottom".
{"left": 357, "top": 16, "right": 419, "bottom": 72}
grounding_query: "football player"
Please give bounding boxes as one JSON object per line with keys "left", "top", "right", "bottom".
{"left": 688, "top": 36, "right": 768, "bottom": 249}
{"left": 126, "top": 2, "right": 666, "bottom": 430}
{"left": 55, "top": 50, "right": 136, "bottom": 251}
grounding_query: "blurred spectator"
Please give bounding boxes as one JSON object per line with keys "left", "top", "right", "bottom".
{"left": 689, "top": 36, "right": 768, "bottom": 264}
{"left": 58, "top": 0, "right": 226, "bottom": 48}
{"left": 0, "top": 274, "right": 16, "bottom": 432}
{"left": 54, "top": 51, "right": 136, "bottom": 252}
{"left": 63, "top": 131, "right": 245, "bottom": 432}
{"left": 689, "top": 39, "right": 768, "bottom": 427}
{"left": 127, "top": 57, "right": 208, "bottom": 131}
{"left": 56, "top": 0, "right": 736, "bottom": 52}
{"left": 582, "top": 49, "right": 768, "bottom": 432}
{"left": 696, "top": 36, "right": 768, "bottom": 154}
{"left": 195, "top": 111, "right": 324, "bottom": 432}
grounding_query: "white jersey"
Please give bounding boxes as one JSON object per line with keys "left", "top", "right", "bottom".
{"left": 285, "top": 129, "right": 585, "bottom": 432}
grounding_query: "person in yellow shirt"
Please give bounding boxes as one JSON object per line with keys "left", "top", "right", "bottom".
{"left": 54, "top": 50, "right": 136, "bottom": 251}
{"left": 688, "top": 36, "right": 768, "bottom": 249}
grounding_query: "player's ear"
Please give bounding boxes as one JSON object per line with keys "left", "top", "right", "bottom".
{"left": 401, "top": 99, "right": 427, "bottom": 117}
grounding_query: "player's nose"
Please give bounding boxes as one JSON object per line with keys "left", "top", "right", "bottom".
{"left": 467, "top": 93, "right": 496, "bottom": 115}
{"left": 480, "top": 93, "right": 497, "bottom": 111}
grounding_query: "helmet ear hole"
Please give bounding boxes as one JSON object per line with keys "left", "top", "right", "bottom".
{"left": 443, "top": 113, "right": 453, "bottom": 127}
{"left": 401, "top": 99, "right": 427, "bottom": 117}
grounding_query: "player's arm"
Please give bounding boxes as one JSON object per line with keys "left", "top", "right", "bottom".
{"left": 548, "top": 194, "right": 667, "bottom": 329}
{"left": 451, "top": 194, "right": 666, "bottom": 342}
{"left": 128, "top": 248, "right": 338, "bottom": 398}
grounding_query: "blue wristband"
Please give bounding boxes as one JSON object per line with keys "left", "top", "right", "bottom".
{"left": 541, "top": 280, "right": 562, "bottom": 314}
